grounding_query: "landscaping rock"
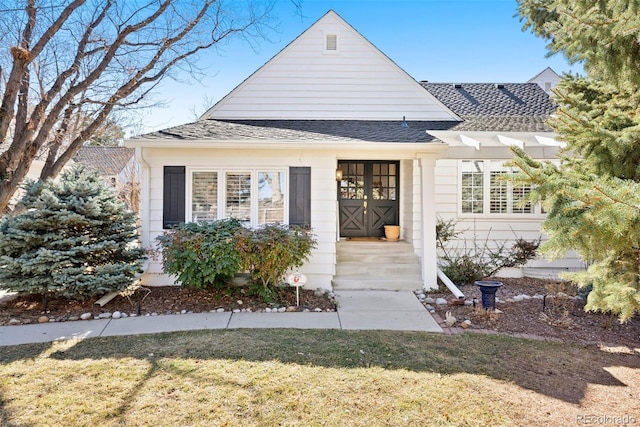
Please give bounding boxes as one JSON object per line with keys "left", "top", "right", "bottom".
{"left": 112, "top": 311, "right": 122, "bottom": 319}
{"left": 80, "top": 312, "right": 92, "bottom": 320}
{"left": 99, "top": 312, "right": 112, "bottom": 319}
{"left": 68, "top": 315, "right": 80, "bottom": 321}
{"left": 464, "top": 299, "right": 473, "bottom": 306}
{"left": 265, "top": 308, "right": 272, "bottom": 313}
{"left": 232, "top": 309, "right": 240, "bottom": 313}
{"left": 38, "top": 316, "right": 50, "bottom": 323}
{"left": 286, "top": 306, "right": 297, "bottom": 312}
{"left": 9, "top": 318, "right": 20, "bottom": 325}
{"left": 216, "top": 308, "right": 224, "bottom": 313}
{"left": 424, "top": 297, "right": 435, "bottom": 304}
{"left": 278, "top": 307, "right": 286, "bottom": 313}
{"left": 435, "top": 298, "right": 448, "bottom": 305}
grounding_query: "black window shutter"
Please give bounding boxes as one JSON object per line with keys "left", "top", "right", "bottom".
{"left": 163, "top": 166, "right": 186, "bottom": 228}
{"left": 289, "top": 167, "right": 311, "bottom": 226}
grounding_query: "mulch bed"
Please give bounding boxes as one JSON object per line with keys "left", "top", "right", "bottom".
{"left": 0, "top": 286, "right": 336, "bottom": 326}
{"left": 429, "top": 277, "right": 640, "bottom": 348}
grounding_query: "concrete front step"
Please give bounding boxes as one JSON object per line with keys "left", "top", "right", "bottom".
{"left": 336, "top": 241, "right": 415, "bottom": 253}
{"left": 331, "top": 277, "right": 423, "bottom": 291}
{"left": 336, "top": 253, "right": 420, "bottom": 263}
{"left": 335, "top": 262, "right": 421, "bottom": 277}
{"left": 333, "top": 239, "right": 423, "bottom": 291}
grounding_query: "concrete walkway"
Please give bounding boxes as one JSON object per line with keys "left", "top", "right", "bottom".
{"left": 0, "top": 290, "right": 443, "bottom": 347}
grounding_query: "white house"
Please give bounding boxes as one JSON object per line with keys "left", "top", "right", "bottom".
{"left": 73, "top": 146, "right": 138, "bottom": 188}
{"left": 127, "top": 10, "right": 581, "bottom": 291}
{"left": 527, "top": 67, "right": 561, "bottom": 94}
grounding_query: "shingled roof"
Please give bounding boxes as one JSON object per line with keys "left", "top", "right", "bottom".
{"left": 421, "top": 82, "right": 555, "bottom": 132}
{"left": 138, "top": 119, "right": 460, "bottom": 143}
{"left": 73, "top": 146, "right": 134, "bottom": 176}
{"left": 132, "top": 82, "right": 555, "bottom": 143}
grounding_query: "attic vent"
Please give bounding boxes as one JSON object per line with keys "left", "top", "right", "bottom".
{"left": 495, "top": 83, "right": 505, "bottom": 89}
{"left": 453, "top": 83, "right": 462, "bottom": 88}
{"left": 326, "top": 34, "right": 337, "bottom": 50}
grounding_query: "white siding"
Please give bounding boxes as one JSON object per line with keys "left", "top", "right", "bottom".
{"left": 434, "top": 159, "right": 584, "bottom": 277}
{"left": 139, "top": 147, "right": 339, "bottom": 290}
{"left": 206, "top": 12, "right": 458, "bottom": 121}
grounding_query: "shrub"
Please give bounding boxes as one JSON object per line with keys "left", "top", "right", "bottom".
{"left": 155, "top": 219, "right": 244, "bottom": 289}
{"left": 235, "top": 224, "right": 317, "bottom": 299}
{"left": 0, "top": 166, "right": 145, "bottom": 300}
{"left": 156, "top": 221, "right": 317, "bottom": 301}
{"left": 436, "top": 217, "right": 539, "bottom": 285}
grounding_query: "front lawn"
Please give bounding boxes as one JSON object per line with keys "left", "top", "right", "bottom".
{"left": 1, "top": 330, "right": 638, "bottom": 426}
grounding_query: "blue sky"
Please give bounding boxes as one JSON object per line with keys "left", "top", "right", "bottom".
{"left": 140, "top": 0, "right": 580, "bottom": 132}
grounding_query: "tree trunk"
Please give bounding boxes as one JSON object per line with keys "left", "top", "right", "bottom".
{"left": 0, "top": 159, "right": 32, "bottom": 213}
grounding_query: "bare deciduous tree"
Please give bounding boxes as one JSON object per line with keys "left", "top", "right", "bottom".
{"left": 0, "top": 0, "right": 281, "bottom": 213}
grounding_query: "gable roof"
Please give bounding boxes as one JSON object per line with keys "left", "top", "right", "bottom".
{"left": 201, "top": 10, "right": 459, "bottom": 121}
{"left": 73, "top": 146, "right": 134, "bottom": 176}
{"left": 128, "top": 11, "right": 557, "bottom": 146}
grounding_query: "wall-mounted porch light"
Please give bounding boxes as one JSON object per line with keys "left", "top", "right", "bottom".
{"left": 335, "top": 166, "right": 343, "bottom": 181}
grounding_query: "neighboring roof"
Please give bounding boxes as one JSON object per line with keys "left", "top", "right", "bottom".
{"left": 73, "top": 146, "right": 134, "bottom": 176}
{"left": 527, "top": 66, "right": 561, "bottom": 83}
{"left": 137, "top": 119, "right": 460, "bottom": 143}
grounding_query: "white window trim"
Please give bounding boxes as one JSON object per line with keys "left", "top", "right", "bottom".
{"left": 457, "top": 160, "right": 544, "bottom": 218}
{"left": 186, "top": 168, "right": 289, "bottom": 228}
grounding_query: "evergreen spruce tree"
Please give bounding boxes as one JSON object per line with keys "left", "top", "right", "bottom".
{"left": 0, "top": 166, "right": 145, "bottom": 300}
{"left": 511, "top": 0, "right": 640, "bottom": 321}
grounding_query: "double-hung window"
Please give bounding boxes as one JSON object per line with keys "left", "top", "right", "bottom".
{"left": 460, "top": 160, "right": 534, "bottom": 215}
{"left": 190, "top": 169, "right": 286, "bottom": 227}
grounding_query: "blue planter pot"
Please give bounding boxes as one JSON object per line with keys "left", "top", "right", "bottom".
{"left": 474, "top": 280, "right": 503, "bottom": 310}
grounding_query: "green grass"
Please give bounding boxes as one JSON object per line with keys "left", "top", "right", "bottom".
{"left": 1, "top": 330, "right": 638, "bottom": 426}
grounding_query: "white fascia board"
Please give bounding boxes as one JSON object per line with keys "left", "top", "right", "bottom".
{"left": 125, "top": 138, "right": 449, "bottom": 155}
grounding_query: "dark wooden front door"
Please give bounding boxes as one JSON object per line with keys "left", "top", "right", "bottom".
{"left": 338, "top": 161, "right": 399, "bottom": 237}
